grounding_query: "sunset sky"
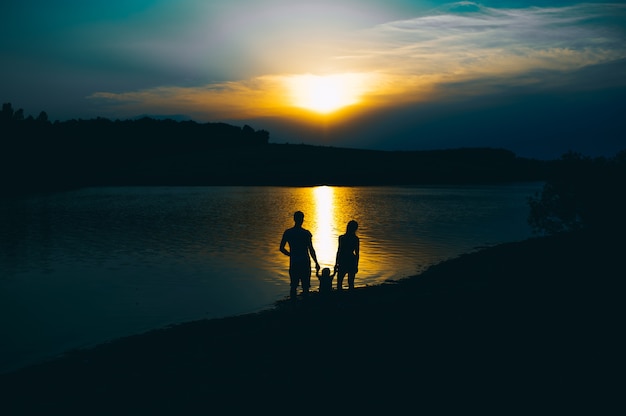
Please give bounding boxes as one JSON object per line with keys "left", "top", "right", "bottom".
{"left": 2, "top": 1, "right": 625, "bottom": 159}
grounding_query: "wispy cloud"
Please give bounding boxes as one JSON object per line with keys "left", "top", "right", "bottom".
{"left": 90, "top": 76, "right": 291, "bottom": 119}
{"left": 344, "top": 2, "right": 626, "bottom": 93}
{"left": 90, "top": 2, "right": 626, "bottom": 119}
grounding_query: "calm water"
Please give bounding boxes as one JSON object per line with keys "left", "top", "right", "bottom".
{"left": 0, "top": 184, "right": 542, "bottom": 373}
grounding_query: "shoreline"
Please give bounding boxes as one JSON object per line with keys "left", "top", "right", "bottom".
{"left": 1, "top": 231, "right": 620, "bottom": 413}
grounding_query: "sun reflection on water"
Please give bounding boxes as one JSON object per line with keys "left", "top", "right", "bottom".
{"left": 305, "top": 186, "right": 395, "bottom": 287}
{"left": 310, "top": 186, "right": 338, "bottom": 268}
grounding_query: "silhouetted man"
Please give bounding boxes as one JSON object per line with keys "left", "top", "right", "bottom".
{"left": 280, "top": 211, "right": 320, "bottom": 298}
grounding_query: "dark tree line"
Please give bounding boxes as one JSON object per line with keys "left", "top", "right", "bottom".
{"left": 2, "top": 101, "right": 554, "bottom": 192}
{"left": 1, "top": 102, "right": 269, "bottom": 192}
{"left": 12, "top": 101, "right": 620, "bottom": 201}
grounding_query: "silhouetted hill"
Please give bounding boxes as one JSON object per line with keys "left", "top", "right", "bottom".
{"left": 122, "top": 143, "right": 548, "bottom": 186}
{"left": 2, "top": 102, "right": 550, "bottom": 193}
{"left": 132, "top": 114, "right": 192, "bottom": 122}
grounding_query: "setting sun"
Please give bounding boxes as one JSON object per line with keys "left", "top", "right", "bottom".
{"left": 285, "top": 73, "right": 373, "bottom": 114}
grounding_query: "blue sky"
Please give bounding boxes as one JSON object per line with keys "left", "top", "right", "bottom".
{"left": 2, "top": 1, "right": 625, "bottom": 158}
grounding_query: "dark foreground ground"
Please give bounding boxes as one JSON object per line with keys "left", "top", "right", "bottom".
{"left": 1, "top": 231, "right": 622, "bottom": 415}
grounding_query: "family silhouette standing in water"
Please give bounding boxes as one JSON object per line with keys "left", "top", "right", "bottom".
{"left": 280, "top": 211, "right": 359, "bottom": 298}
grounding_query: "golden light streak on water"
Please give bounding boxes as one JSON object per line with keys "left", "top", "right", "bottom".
{"left": 310, "top": 186, "right": 338, "bottom": 268}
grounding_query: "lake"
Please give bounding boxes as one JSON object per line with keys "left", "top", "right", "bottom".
{"left": 0, "top": 183, "right": 543, "bottom": 373}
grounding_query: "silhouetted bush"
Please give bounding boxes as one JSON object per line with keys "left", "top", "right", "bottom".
{"left": 528, "top": 150, "right": 626, "bottom": 234}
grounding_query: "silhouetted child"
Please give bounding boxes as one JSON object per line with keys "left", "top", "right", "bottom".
{"left": 316, "top": 267, "right": 336, "bottom": 294}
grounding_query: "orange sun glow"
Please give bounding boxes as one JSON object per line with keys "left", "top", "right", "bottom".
{"left": 285, "top": 73, "right": 372, "bottom": 114}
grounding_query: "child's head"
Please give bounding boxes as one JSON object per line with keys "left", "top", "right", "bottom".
{"left": 320, "top": 267, "right": 331, "bottom": 277}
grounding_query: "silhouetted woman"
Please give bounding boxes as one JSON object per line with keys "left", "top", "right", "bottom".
{"left": 335, "top": 220, "right": 359, "bottom": 290}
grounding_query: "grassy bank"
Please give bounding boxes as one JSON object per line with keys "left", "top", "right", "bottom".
{"left": 1, "top": 231, "right": 620, "bottom": 414}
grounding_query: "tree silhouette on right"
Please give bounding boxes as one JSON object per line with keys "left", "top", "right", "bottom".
{"left": 528, "top": 150, "right": 626, "bottom": 235}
